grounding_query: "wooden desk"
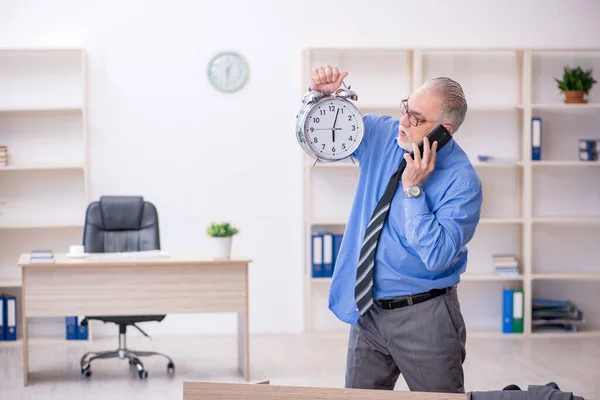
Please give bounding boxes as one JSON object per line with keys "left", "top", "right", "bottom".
{"left": 183, "top": 381, "right": 467, "bottom": 400}
{"left": 18, "top": 252, "right": 252, "bottom": 386}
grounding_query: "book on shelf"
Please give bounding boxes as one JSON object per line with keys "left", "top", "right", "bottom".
{"left": 532, "top": 298, "right": 586, "bottom": 333}
{"left": 0, "top": 146, "right": 7, "bottom": 167}
{"left": 492, "top": 254, "right": 519, "bottom": 276}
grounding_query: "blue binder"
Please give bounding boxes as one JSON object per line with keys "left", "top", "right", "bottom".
{"left": 322, "top": 233, "right": 333, "bottom": 278}
{"left": 332, "top": 234, "right": 344, "bottom": 272}
{"left": 0, "top": 295, "right": 5, "bottom": 341}
{"left": 3, "top": 294, "right": 16, "bottom": 341}
{"left": 311, "top": 233, "right": 324, "bottom": 278}
{"left": 502, "top": 289, "right": 514, "bottom": 333}
{"left": 65, "top": 316, "right": 78, "bottom": 340}
{"left": 531, "top": 117, "right": 542, "bottom": 161}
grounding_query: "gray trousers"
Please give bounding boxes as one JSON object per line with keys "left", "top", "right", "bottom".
{"left": 345, "top": 286, "right": 467, "bottom": 393}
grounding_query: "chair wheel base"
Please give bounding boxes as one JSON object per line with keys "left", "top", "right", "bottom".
{"left": 80, "top": 349, "right": 172, "bottom": 379}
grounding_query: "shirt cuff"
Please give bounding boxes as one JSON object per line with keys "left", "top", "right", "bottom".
{"left": 403, "top": 193, "right": 429, "bottom": 220}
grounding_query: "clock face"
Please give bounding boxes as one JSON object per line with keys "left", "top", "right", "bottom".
{"left": 207, "top": 51, "right": 249, "bottom": 93}
{"left": 304, "top": 99, "right": 363, "bottom": 160}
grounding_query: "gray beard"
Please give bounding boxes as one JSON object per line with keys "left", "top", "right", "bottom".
{"left": 397, "top": 134, "right": 413, "bottom": 151}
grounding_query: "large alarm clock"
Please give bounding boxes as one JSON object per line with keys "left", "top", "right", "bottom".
{"left": 296, "top": 82, "right": 364, "bottom": 163}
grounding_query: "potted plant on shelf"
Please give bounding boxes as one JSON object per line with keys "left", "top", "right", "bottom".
{"left": 206, "top": 221, "right": 239, "bottom": 260}
{"left": 555, "top": 66, "right": 597, "bottom": 104}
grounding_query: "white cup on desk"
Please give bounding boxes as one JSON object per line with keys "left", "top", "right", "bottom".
{"left": 68, "top": 245, "right": 86, "bottom": 257}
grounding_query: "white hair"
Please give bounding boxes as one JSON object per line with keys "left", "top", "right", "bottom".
{"left": 423, "top": 77, "right": 468, "bottom": 133}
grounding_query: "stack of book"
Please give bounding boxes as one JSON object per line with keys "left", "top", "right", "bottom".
{"left": 492, "top": 254, "right": 519, "bottom": 276}
{"left": 29, "top": 249, "right": 55, "bottom": 264}
{"left": 532, "top": 298, "right": 586, "bottom": 333}
{"left": 0, "top": 146, "right": 7, "bottom": 166}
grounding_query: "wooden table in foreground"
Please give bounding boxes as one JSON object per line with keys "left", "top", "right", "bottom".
{"left": 18, "top": 252, "right": 252, "bottom": 386}
{"left": 183, "top": 381, "right": 467, "bottom": 400}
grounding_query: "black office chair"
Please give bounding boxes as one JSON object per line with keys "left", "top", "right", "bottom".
{"left": 79, "top": 195, "right": 174, "bottom": 379}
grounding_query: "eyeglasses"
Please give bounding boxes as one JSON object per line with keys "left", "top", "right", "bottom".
{"left": 401, "top": 98, "right": 437, "bottom": 127}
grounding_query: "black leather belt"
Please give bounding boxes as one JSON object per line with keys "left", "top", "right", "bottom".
{"left": 375, "top": 286, "right": 454, "bottom": 310}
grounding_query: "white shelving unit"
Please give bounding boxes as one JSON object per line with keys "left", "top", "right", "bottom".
{"left": 0, "top": 48, "right": 90, "bottom": 345}
{"left": 302, "top": 47, "right": 600, "bottom": 338}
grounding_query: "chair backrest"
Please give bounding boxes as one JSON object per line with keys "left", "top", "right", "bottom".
{"left": 83, "top": 195, "right": 160, "bottom": 253}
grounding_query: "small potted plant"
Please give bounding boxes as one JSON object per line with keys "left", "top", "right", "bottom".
{"left": 206, "top": 221, "right": 239, "bottom": 259}
{"left": 555, "top": 66, "right": 597, "bottom": 104}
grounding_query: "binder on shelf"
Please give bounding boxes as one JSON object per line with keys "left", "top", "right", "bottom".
{"left": 311, "top": 231, "right": 344, "bottom": 278}
{"left": 0, "top": 295, "right": 5, "bottom": 340}
{"left": 332, "top": 234, "right": 344, "bottom": 270}
{"left": 1, "top": 294, "right": 17, "bottom": 340}
{"left": 311, "top": 233, "right": 323, "bottom": 278}
{"left": 579, "top": 139, "right": 598, "bottom": 161}
{"left": 322, "top": 233, "right": 333, "bottom": 278}
{"left": 502, "top": 288, "right": 513, "bottom": 334}
{"left": 531, "top": 117, "right": 542, "bottom": 161}
{"left": 512, "top": 289, "right": 524, "bottom": 333}
{"left": 65, "top": 316, "right": 78, "bottom": 340}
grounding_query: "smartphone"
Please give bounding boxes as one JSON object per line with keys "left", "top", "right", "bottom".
{"left": 411, "top": 124, "right": 453, "bottom": 157}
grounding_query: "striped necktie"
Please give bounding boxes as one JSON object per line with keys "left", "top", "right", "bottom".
{"left": 354, "top": 158, "right": 407, "bottom": 316}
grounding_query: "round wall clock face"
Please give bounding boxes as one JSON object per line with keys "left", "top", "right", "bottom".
{"left": 303, "top": 99, "right": 363, "bottom": 161}
{"left": 207, "top": 51, "right": 249, "bottom": 93}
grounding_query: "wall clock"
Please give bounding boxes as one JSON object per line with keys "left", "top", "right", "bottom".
{"left": 207, "top": 51, "right": 250, "bottom": 93}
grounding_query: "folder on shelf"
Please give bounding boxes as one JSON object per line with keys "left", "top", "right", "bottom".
{"left": 65, "top": 316, "right": 78, "bottom": 340}
{"left": 512, "top": 289, "right": 524, "bottom": 333}
{"left": 502, "top": 288, "right": 513, "bottom": 334}
{"left": 531, "top": 117, "right": 542, "bottom": 161}
{"left": 322, "top": 233, "right": 333, "bottom": 278}
{"left": 332, "top": 233, "right": 344, "bottom": 272}
{"left": 531, "top": 298, "right": 585, "bottom": 332}
{"left": 0, "top": 295, "right": 5, "bottom": 340}
{"left": 3, "top": 294, "right": 16, "bottom": 340}
{"left": 311, "top": 233, "right": 324, "bottom": 278}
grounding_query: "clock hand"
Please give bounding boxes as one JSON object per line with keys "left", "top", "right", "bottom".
{"left": 331, "top": 108, "right": 340, "bottom": 142}
{"left": 313, "top": 128, "right": 341, "bottom": 130}
{"left": 225, "top": 62, "right": 234, "bottom": 83}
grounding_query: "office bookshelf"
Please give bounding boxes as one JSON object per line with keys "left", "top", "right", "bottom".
{"left": 302, "top": 47, "right": 600, "bottom": 339}
{"left": 0, "top": 48, "right": 90, "bottom": 345}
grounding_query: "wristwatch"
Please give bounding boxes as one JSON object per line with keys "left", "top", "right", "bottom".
{"left": 404, "top": 184, "right": 422, "bottom": 198}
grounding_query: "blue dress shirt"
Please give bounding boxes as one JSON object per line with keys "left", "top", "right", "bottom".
{"left": 328, "top": 114, "right": 483, "bottom": 325}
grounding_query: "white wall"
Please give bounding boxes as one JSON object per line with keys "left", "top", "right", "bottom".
{"left": 1, "top": 0, "right": 599, "bottom": 337}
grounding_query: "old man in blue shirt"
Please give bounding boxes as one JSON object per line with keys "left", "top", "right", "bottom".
{"left": 310, "top": 65, "right": 483, "bottom": 393}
